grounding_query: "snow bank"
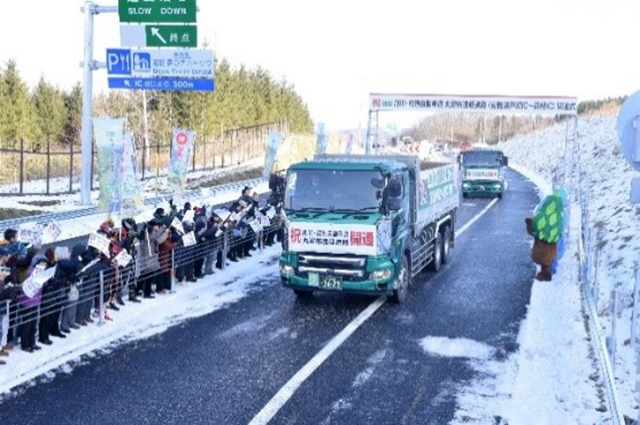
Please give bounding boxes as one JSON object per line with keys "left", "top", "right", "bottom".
{"left": 0, "top": 247, "right": 281, "bottom": 398}
{"left": 452, "top": 131, "right": 609, "bottom": 425}
{"left": 500, "top": 114, "right": 640, "bottom": 418}
{"left": 451, "top": 175, "right": 604, "bottom": 425}
{"left": 419, "top": 337, "right": 494, "bottom": 361}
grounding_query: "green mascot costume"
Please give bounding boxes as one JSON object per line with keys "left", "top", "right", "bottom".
{"left": 525, "top": 189, "right": 565, "bottom": 281}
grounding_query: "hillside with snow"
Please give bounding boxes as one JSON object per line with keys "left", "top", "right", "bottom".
{"left": 500, "top": 114, "right": 640, "bottom": 419}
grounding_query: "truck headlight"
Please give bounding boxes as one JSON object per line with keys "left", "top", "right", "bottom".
{"left": 462, "top": 183, "right": 470, "bottom": 189}
{"left": 281, "top": 265, "right": 295, "bottom": 277}
{"left": 371, "top": 269, "right": 392, "bottom": 280}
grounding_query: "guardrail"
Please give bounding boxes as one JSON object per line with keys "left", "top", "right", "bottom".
{"left": 0, "top": 177, "right": 266, "bottom": 238}
{"left": 577, "top": 175, "right": 625, "bottom": 425}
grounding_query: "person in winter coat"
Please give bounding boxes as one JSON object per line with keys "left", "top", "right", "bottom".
{"left": 135, "top": 222, "right": 163, "bottom": 298}
{"left": 192, "top": 208, "right": 208, "bottom": 278}
{"left": 58, "top": 245, "right": 85, "bottom": 333}
{"left": 38, "top": 249, "right": 66, "bottom": 344}
{"left": 119, "top": 218, "right": 140, "bottom": 303}
{"left": 0, "top": 247, "right": 21, "bottom": 364}
{"left": 3, "top": 236, "right": 37, "bottom": 351}
{"left": 176, "top": 219, "right": 196, "bottom": 283}
{"left": 98, "top": 221, "right": 122, "bottom": 311}
{"left": 2, "top": 229, "right": 27, "bottom": 257}
{"left": 17, "top": 255, "right": 49, "bottom": 352}
{"left": 240, "top": 187, "right": 253, "bottom": 206}
{"left": 157, "top": 225, "right": 176, "bottom": 294}
{"left": 182, "top": 202, "right": 192, "bottom": 218}
{"left": 76, "top": 247, "right": 98, "bottom": 326}
{"left": 201, "top": 215, "right": 221, "bottom": 275}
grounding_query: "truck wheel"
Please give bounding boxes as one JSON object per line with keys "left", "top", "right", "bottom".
{"left": 428, "top": 234, "right": 443, "bottom": 272}
{"left": 463, "top": 193, "right": 468, "bottom": 198}
{"left": 294, "top": 289, "right": 313, "bottom": 299}
{"left": 389, "top": 256, "right": 410, "bottom": 304}
{"left": 441, "top": 226, "right": 451, "bottom": 265}
{"left": 498, "top": 192, "right": 503, "bottom": 200}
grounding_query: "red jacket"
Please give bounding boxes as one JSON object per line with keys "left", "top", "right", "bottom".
{"left": 158, "top": 240, "right": 176, "bottom": 273}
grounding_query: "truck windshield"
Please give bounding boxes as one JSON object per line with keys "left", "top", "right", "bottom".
{"left": 285, "top": 169, "right": 383, "bottom": 212}
{"left": 462, "top": 151, "right": 504, "bottom": 167}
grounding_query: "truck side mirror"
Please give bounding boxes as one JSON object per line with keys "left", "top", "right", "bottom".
{"left": 388, "top": 180, "right": 402, "bottom": 198}
{"left": 388, "top": 198, "right": 403, "bottom": 211}
{"left": 503, "top": 156, "right": 509, "bottom": 167}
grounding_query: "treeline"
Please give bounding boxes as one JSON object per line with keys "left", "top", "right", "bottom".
{"left": 0, "top": 58, "right": 313, "bottom": 151}
{"left": 406, "top": 113, "right": 556, "bottom": 146}
{"left": 577, "top": 96, "right": 627, "bottom": 115}
{"left": 407, "top": 96, "right": 630, "bottom": 145}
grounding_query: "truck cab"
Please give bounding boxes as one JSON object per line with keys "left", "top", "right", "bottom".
{"left": 460, "top": 148, "right": 508, "bottom": 199}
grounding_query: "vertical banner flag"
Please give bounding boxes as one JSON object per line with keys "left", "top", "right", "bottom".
{"left": 263, "top": 131, "right": 283, "bottom": 179}
{"left": 345, "top": 133, "right": 355, "bottom": 154}
{"left": 316, "top": 122, "right": 329, "bottom": 155}
{"left": 169, "top": 129, "right": 195, "bottom": 200}
{"left": 93, "top": 118, "right": 126, "bottom": 214}
{"left": 121, "top": 133, "right": 143, "bottom": 215}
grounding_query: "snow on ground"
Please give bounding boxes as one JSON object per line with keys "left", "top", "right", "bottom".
{"left": 449, "top": 183, "right": 604, "bottom": 424}
{"left": 0, "top": 246, "right": 281, "bottom": 398}
{"left": 419, "top": 337, "right": 495, "bottom": 361}
{"left": 1, "top": 158, "right": 262, "bottom": 215}
{"left": 500, "top": 114, "right": 640, "bottom": 419}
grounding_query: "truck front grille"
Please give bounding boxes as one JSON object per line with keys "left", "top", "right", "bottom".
{"left": 298, "top": 254, "right": 367, "bottom": 280}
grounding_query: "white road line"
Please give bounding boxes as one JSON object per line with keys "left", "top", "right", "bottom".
{"left": 248, "top": 197, "right": 499, "bottom": 425}
{"left": 457, "top": 198, "right": 499, "bottom": 236}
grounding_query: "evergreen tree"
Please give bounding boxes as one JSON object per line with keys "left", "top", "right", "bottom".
{"left": 0, "top": 60, "right": 36, "bottom": 148}
{"left": 33, "top": 77, "right": 67, "bottom": 148}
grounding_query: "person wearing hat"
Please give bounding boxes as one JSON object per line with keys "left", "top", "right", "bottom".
{"left": 0, "top": 247, "right": 20, "bottom": 363}
{"left": 153, "top": 208, "right": 166, "bottom": 221}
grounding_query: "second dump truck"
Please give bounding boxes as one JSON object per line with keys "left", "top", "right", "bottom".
{"left": 279, "top": 154, "right": 459, "bottom": 303}
{"left": 460, "top": 148, "right": 508, "bottom": 199}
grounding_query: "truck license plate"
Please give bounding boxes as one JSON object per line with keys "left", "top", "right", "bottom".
{"left": 320, "top": 275, "right": 342, "bottom": 290}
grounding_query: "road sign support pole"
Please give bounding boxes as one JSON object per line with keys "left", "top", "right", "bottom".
{"left": 80, "top": 2, "right": 95, "bottom": 206}
{"left": 80, "top": 2, "right": 117, "bottom": 206}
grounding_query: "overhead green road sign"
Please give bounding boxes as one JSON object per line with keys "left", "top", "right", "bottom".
{"left": 119, "top": 0, "right": 197, "bottom": 23}
{"left": 120, "top": 25, "right": 197, "bottom": 47}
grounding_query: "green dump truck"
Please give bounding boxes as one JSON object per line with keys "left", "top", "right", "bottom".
{"left": 279, "top": 154, "right": 459, "bottom": 303}
{"left": 460, "top": 148, "right": 508, "bottom": 199}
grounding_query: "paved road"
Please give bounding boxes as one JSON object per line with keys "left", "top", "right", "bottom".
{"left": 0, "top": 169, "right": 538, "bottom": 425}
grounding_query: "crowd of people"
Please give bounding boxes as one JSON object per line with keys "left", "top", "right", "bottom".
{"left": 0, "top": 186, "right": 283, "bottom": 365}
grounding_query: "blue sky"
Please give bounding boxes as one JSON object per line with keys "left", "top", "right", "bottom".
{"left": 1, "top": 0, "right": 638, "bottom": 130}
